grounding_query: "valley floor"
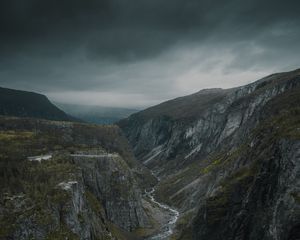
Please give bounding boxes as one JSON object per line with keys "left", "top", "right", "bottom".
{"left": 143, "top": 188, "right": 179, "bottom": 240}
{"left": 137, "top": 170, "right": 179, "bottom": 240}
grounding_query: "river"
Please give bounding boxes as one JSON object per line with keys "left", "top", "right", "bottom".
{"left": 144, "top": 174, "right": 179, "bottom": 240}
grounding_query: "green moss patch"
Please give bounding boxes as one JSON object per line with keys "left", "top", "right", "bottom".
{"left": 85, "top": 190, "right": 105, "bottom": 215}
{"left": 46, "top": 225, "right": 80, "bottom": 240}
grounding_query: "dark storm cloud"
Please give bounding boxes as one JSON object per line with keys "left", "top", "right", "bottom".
{"left": 2, "top": 0, "right": 299, "bottom": 60}
{"left": 0, "top": 0, "right": 299, "bottom": 107}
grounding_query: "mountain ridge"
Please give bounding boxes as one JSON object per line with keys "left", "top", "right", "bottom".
{"left": 0, "top": 87, "right": 76, "bottom": 122}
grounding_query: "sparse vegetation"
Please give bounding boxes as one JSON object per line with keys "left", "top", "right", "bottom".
{"left": 0, "top": 116, "right": 145, "bottom": 239}
{"left": 46, "top": 225, "right": 80, "bottom": 240}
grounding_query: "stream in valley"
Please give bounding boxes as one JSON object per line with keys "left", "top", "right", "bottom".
{"left": 145, "top": 188, "right": 179, "bottom": 240}
{"left": 144, "top": 171, "right": 179, "bottom": 240}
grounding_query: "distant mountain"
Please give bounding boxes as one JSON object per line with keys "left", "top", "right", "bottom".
{"left": 56, "top": 103, "right": 139, "bottom": 124}
{"left": 0, "top": 87, "right": 75, "bottom": 121}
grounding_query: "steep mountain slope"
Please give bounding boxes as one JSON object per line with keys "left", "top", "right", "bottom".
{"left": 0, "top": 87, "right": 75, "bottom": 121}
{"left": 118, "top": 68, "right": 300, "bottom": 239}
{"left": 190, "top": 90, "right": 300, "bottom": 240}
{"left": 118, "top": 69, "right": 300, "bottom": 175}
{"left": 0, "top": 117, "right": 157, "bottom": 240}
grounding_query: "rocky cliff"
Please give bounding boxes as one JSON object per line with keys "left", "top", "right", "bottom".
{"left": 73, "top": 153, "right": 149, "bottom": 231}
{"left": 118, "top": 68, "right": 300, "bottom": 239}
{"left": 0, "top": 117, "right": 156, "bottom": 240}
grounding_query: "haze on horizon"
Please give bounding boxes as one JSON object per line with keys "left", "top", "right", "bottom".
{"left": 1, "top": 0, "right": 300, "bottom": 108}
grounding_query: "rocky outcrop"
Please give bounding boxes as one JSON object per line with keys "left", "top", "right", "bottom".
{"left": 2, "top": 174, "right": 112, "bottom": 240}
{"left": 72, "top": 153, "right": 149, "bottom": 231}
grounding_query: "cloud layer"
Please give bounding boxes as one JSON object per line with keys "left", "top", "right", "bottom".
{"left": 1, "top": 0, "right": 299, "bottom": 107}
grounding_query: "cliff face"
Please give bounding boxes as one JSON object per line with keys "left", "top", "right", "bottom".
{"left": 0, "top": 118, "right": 154, "bottom": 240}
{"left": 118, "top": 68, "right": 300, "bottom": 239}
{"left": 190, "top": 94, "right": 300, "bottom": 240}
{"left": 5, "top": 174, "right": 112, "bottom": 240}
{"left": 73, "top": 153, "right": 149, "bottom": 231}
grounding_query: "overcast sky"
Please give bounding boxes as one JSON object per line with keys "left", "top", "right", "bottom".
{"left": 0, "top": 0, "right": 299, "bottom": 108}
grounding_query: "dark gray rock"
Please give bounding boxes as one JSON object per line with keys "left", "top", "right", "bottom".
{"left": 72, "top": 153, "right": 150, "bottom": 231}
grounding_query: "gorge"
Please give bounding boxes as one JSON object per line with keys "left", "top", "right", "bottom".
{"left": 1, "top": 0, "right": 300, "bottom": 239}
{"left": 0, "top": 68, "right": 300, "bottom": 240}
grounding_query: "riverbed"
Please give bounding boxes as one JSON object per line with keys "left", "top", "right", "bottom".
{"left": 144, "top": 183, "right": 179, "bottom": 240}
